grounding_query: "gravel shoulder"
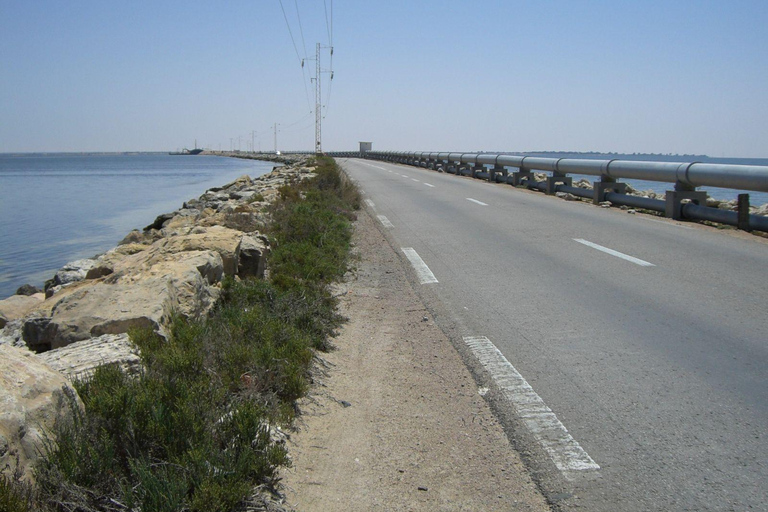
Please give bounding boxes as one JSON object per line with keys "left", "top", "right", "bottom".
{"left": 281, "top": 203, "right": 550, "bottom": 511}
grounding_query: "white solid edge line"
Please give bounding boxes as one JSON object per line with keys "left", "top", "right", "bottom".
{"left": 466, "top": 198, "right": 489, "bottom": 206}
{"left": 573, "top": 239, "right": 655, "bottom": 267}
{"left": 463, "top": 336, "right": 600, "bottom": 476}
{"left": 377, "top": 215, "right": 394, "bottom": 229}
{"left": 423, "top": 183, "right": 435, "bottom": 187}
{"left": 401, "top": 248, "right": 438, "bottom": 284}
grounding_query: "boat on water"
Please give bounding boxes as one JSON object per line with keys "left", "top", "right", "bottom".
{"left": 169, "top": 148, "right": 204, "bottom": 155}
{"left": 170, "top": 140, "right": 204, "bottom": 155}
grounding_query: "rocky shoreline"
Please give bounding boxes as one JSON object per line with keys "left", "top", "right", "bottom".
{"left": 0, "top": 155, "right": 315, "bottom": 483}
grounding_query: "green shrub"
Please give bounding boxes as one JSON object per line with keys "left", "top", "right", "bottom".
{"left": 35, "top": 156, "right": 358, "bottom": 511}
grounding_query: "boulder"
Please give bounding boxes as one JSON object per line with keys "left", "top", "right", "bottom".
{"left": 0, "top": 344, "right": 82, "bottom": 483}
{"left": 238, "top": 234, "right": 269, "bottom": 279}
{"left": 45, "top": 259, "right": 98, "bottom": 293}
{"left": 22, "top": 250, "right": 224, "bottom": 351}
{"left": 0, "top": 320, "right": 25, "bottom": 348}
{"left": 0, "top": 294, "right": 44, "bottom": 328}
{"left": 157, "top": 225, "right": 243, "bottom": 276}
{"left": 38, "top": 333, "right": 142, "bottom": 380}
{"left": 15, "top": 284, "right": 41, "bottom": 296}
{"left": 144, "top": 211, "right": 177, "bottom": 231}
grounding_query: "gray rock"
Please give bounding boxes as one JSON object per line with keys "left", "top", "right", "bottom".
{"left": 15, "top": 284, "right": 41, "bottom": 296}
{"left": 0, "top": 319, "right": 26, "bottom": 348}
{"left": 51, "top": 259, "right": 97, "bottom": 288}
{"left": 38, "top": 333, "right": 142, "bottom": 380}
{"left": 144, "top": 211, "right": 177, "bottom": 231}
{"left": 238, "top": 234, "right": 269, "bottom": 279}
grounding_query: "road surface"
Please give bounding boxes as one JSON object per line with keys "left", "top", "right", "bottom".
{"left": 340, "top": 157, "right": 768, "bottom": 511}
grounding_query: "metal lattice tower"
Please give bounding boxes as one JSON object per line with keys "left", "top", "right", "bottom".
{"left": 315, "top": 43, "right": 322, "bottom": 154}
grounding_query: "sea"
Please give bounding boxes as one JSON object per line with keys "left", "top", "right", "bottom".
{"left": 0, "top": 153, "right": 275, "bottom": 299}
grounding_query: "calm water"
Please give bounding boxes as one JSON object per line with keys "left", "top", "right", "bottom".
{"left": 0, "top": 153, "right": 274, "bottom": 298}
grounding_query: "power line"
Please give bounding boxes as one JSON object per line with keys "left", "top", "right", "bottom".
{"left": 294, "top": 0, "right": 308, "bottom": 59}
{"left": 278, "top": 0, "right": 302, "bottom": 65}
{"left": 323, "top": 0, "right": 332, "bottom": 46}
{"left": 278, "top": 0, "right": 313, "bottom": 112}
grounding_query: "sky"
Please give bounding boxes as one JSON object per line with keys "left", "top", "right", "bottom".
{"left": 1, "top": 0, "right": 767, "bottom": 157}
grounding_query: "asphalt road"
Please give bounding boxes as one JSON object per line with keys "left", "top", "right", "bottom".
{"left": 339, "top": 157, "right": 768, "bottom": 511}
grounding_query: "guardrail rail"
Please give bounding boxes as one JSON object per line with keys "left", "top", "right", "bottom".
{"left": 362, "top": 151, "right": 768, "bottom": 233}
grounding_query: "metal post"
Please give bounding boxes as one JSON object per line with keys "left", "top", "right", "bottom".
{"left": 315, "top": 42, "right": 322, "bottom": 154}
{"left": 738, "top": 194, "right": 751, "bottom": 231}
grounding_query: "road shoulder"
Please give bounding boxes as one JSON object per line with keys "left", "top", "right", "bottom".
{"left": 281, "top": 203, "right": 550, "bottom": 511}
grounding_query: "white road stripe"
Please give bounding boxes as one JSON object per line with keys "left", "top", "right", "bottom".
{"left": 423, "top": 183, "right": 435, "bottom": 188}
{"left": 411, "top": 178, "right": 420, "bottom": 182}
{"left": 401, "top": 248, "right": 438, "bottom": 284}
{"left": 364, "top": 199, "right": 375, "bottom": 209}
{"left": 466, "top": 198, "right": 488, "bottom": 206}
{"left": 573, "top": 239, "right": 655, "bottom": 267}
{"left": 401, "top": 174, "right": 409, "bottom": 178}
{"left": 377, "top": 215, "right": 394, "bottom": 228}
{"left": 463, "top": 336, "right": 600, "bottom": 476}
{"left": 360, "top": 162, "right": 386, "bottom": 170}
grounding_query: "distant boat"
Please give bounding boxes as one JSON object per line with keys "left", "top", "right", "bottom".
{"left": 170, "top": 140, "right": 204, "bottom": 155}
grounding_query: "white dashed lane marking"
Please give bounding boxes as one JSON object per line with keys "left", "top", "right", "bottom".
{"left": 573, "top": 239, "right": 654, "bottom": 267}
{"left": 466, "top": 198, "right": 488, "bottom": 206}
{"left": 360, "top": 162, "right": 386, "bottom": 170}
{"left": 463, "top": 336, "right": 600, "bottom": 477}
{"left": 423, "top": 183, "right": 435, "bottom": 188}
{"left": 364, "top": 199, "right": 375, "bottom": 209}
{"left": 401, "top": 248, "right": 438, "bottom": 284}
{"left": 377, "top": 215, "right": 394, "bottom": 228}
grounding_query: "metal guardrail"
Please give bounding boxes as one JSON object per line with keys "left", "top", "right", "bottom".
{"left": 363, "top": 150, "right": 768, "bottom": 232}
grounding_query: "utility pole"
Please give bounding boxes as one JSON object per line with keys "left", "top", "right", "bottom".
{"left": 273, "top": 123, "right": 279, "bottom": 153}
{"left": 251, "top": 131, "right": 256, "bottom": 154}
{"left": 229, "top": 138, "right": 233, "bottom": 151}
{"left": 315, "top": 42, "right": 322, "bottom": 154}
{"left": 309, "top": 43, "right": 333, "bottom": 154}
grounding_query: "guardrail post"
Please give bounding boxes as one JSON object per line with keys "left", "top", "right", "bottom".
{"left": 738, "top": 194, "right": 751, "bottom": 231}
{"left": 665, "top": 182, "right": 708, "bottom": 220}
{"left": 593, "top": 177, "right": 626, "bottom": 204}
{"left": 472, "top": 164, "right": 485, "bottom": 178}
{"left": 512, "top": 167, "right": 534, "bottom": 186}
{"left": 546, "top": 172, "right": 572, "bottom": 195}
{"left": 489, "top": 165, "right": 507, "bottom": 182}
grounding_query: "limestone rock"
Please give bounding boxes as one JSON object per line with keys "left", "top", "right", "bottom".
{"left": 23, "top": 250, "right": 223, "bottom": 351}
{"left": 0, "top": 344, "right": 82, "bottom": 483}
{"left": 238, "top": 234, "right": 269, "bottom": 279}
{"left": 0, "top": 320, "right": 25, "bottom": 348}
{"left": 38, "top": 333, "right": 142, "bottom": 380}
{"left": 0, "top": 294, "right": 44, "bottom": 328}
{"left": 48, "top": 259, "right": 97, "bottom": 290}
{"left": 157, "top": 225, "right": 243, "bottom": 276}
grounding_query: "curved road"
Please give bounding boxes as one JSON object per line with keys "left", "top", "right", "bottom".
{"left": 340, "top": 157, "right": 768, "bottom": 511}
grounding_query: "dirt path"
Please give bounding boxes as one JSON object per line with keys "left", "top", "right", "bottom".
{"left": 281, "top": 206, "right": 550, "bottom": 511}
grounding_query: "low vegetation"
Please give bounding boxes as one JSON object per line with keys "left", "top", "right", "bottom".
{"left": 3, "top": 157, "right": 359, "bottom": 511}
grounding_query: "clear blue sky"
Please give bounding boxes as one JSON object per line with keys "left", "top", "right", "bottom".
{"left": 1, "top": 0, "right": 767, "bottom": 156}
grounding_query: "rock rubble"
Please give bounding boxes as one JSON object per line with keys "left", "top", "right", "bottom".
{"left": 0, "top": 156, "right": 316, "bottom": 482}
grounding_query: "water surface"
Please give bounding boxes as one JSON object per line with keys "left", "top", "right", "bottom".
{"left": 0, "top": 153, "right": 274, "bottom": 298}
